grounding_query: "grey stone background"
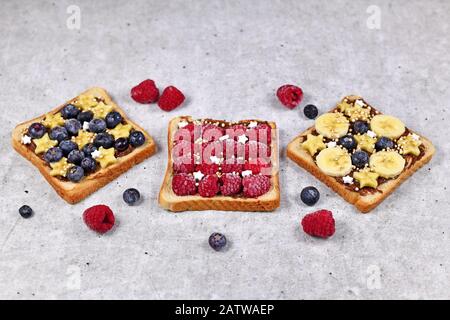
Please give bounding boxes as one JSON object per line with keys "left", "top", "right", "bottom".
{"left": 0, "top": 0, "right": 449, "bottom": 300}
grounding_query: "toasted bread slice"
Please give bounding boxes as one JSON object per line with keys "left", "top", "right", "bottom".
{"left": 159, "top": 116, "right": 280, "bottom": 212}
{"left": 11, "top": 87, "right": 157, "bottom": 204}
{"left": 287, "top": 95, "right": 435, "bottom": 213}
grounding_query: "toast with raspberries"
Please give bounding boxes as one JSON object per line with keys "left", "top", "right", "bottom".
{"left": 11, "top": 87, "right": 156, "bottom": 204}
{"left": 159, "top": 116, "right": 280, "bottom": 212}
{"left": 287, "top": 95, "right": 435, "bottom": 213}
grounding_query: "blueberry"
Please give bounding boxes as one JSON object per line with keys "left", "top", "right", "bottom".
{"left": 89, "top": 119, "right": 106, "bottom": 133}
{"left": 28, "top": 123, "right": 46, "bottom": 139}
{"left": 61, "top": 104, "right": 80, "bottom": 119}
{"left": 49, "top": 126, "right": 69, "bottom": 142}
{"left": 114, "top": 137, "right": 129, "bottom": 152}
{"left": 208, "top": 232, "right": 227, "bottom": 251}
{"left": 105, "top": 111, "right": 123, "bottom": 129}
{"left": 81, "top": 157, "right": 96, "bottom": 173}
{"left": 352, "top": 121, "right": 369, "bottom": 135}
{"left": 82, "top": 143, "right": 97, "bottom": 157}
{"left": 65, "top": 119, "right": 82, "bottom": 136}
{"left": 338, "top": 134, "right": 357, "bottom": 151}
{"left": 375, "top": 137, "right": 394, "bottom": 151}
{"left": 19, "top": 205, "right": 33, "bottom": 218}
{"left": 67, "top": 166, "right": 84, "bottom": 182}
{"left": 44, "top": 147, "right": 63, "bottom": 163}
{"left": 129, "top": 131, "right": 146, "bottom": 147}
{"left": 77, "top": 110, "right": 94, "bottom": 123}
{"left": 67, "top": 149, "right": 85, "bottom": 165}
{"left": 300, "top": 186, "right": 320, "bottom": 206}
{"left": 94, "top": 132, "right": 115, "bottom": 149}
{"left": 304, "top": 104, "right": 318, "bottom": 119}
{"left": 351, "top": 150, "right": 369, "bottom": 169}
{"left": 59, "top": 140, "right": 78, "bottom": 156}
{"left": 123, "top": 188, "right": 141, "bottom": 205}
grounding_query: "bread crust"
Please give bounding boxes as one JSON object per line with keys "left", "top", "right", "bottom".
{"left": 158, "top": 116, "right": 280, "bottom": 212}
{"left": 11, "top": 87, "right": 157, "bottom": 204}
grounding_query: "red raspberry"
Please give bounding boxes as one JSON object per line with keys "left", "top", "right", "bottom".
{"left": 195, "top": 163, "right": 219, "bottom": 175}
{"left": 301, "top": 210, "right": 335, "bottom": 238}
{"left": 130, "top": 79, "right": 159, "bottom": 104}
{"left": 276, "top": 84, "right": 303, "bottom": 109}
{"left": 173, "top": 140, "right": 193, "bottom": 158}
{"left": 202, "top": 124, "right": 225, "bottom": 142}
{"left": 221, "top": 161, "right": 243, "bottom": 174}
{"left": 202, "top": 141, "right": 223, "bottom": 159}
{"left": 242, "top": 175, "right": 271, "bottom": 198}
{"left": 256, "top": 123, "right": 272, "bottom": 145}
{"left": 173, "top": 155, "right": 195, "bottom": 173}
{"left": 244, "top": 141, "right": 271, "bottom": 160}
{"left": 158, "top": 86, "right": 185, "bottom": 111}
{"left": 198, "top": 174, "right": 219, "bottom": 197}
{"left": 227, "top": 124, "right": 247, "bottom": 141}
{"left": 222, "top": 140, "right": 237, "bottom": 159}
{"left": 220, "top": 173, "right": 242, "bottom": 196}
{"left": 83, "top": 205, "right": 115, "bottom": 234}
{"left": 172, "top": 173, "right": 197, "bottom": 196}
{"left": 244, "top": 158, "right": 271, "bottom": 175}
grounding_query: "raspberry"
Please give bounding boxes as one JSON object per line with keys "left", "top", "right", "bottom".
{"left": 276, "top": 84, "right": 303, "bottom": 109}
{"left": 173, "top": 155, "right": 195, "bottom": 173}
{"left": 158, "top": 86, "right": 185, "bottom": 111}
{"left": 220, "top": 173, "right": 242, "bottom": 196}
{"left": 173, "top": 140, "right": 193, "bottom": 158}
{"left": 202, "top": 141, "right": 223, "bottom": 159}
{"left": 221, "top": 161, "right": 243, "bottom": 174}
{"left": 172, "top": 173, "right": 197, "bottom": 196}
{"left": 243, "top": 158, "right": 271, "bottom": 175}
{"left": 130, "top": 79, "right": 159, "bottom": 104}
{"left": 198, "top": 174, "right": 219, "bottom": 197}
{"left": 195, "top": 163, "right": 219, "bottom": 175}
{"left": 244, "top": 141, "right": 271, "bottom": 160}
{"left": 242, "top": 175, "right": 271, "bottom": 198}
{"left": 202, "top": 124, "right": 225, "bottom": 142}
{"left": 227, "top": 124, "right": 247, "bottom": 141}
{"left": 301, "top": 210, "right": 335, "bottom": 238}
{"left": 256, "top": 123, "right": 272, "bottom": 145}
{"left": 83, "top": 205, "right": 115, "bottom": 234}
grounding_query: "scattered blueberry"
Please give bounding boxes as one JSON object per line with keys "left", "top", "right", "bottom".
{"left": 67, "top": 149, "right": 85, "bottom": 165}
{"left": 44, "top": 147, "right": 63, "bottom": 163}
{"left": 77, "top": 110, "right": 94, "bottom": 123}
{"left": 300, "top": 186, "right": 320, "bottom": 206}
{"left": 82, "top": 143, "right": 97, "bottom": 157}
{"left": 61, "top": 104, "right": 80, "bottom": 119}
{"left": 208, "top": 232, "right": 227, "bottom": 251}
{"left": 49, "top": 126, "right": 69, "bottom": 142}
{"left": 28, "top": 123, "right": 46, "bottom": 139}
{"left": 338, "top": 134, "right": 357, "bottom": 151}
{"left": 304, "top": 104, "right": 318, "bottom": 119}
{"left": 352, "top": 121, "right": 369, "bottom": 135}
{"left": 65, "top": 119, "right": 82, "bottom": 136}
{"left": 81, "top": 157, "right": 96, "bottom": 173}
{"left": 129, "top": 131, "right": 146, "bottom": 147}
{"left": 351, "top": 150, "right": 369, "bottom": 169}
{"left": 19, "top": 205, "right": 33, "bottom": 218}
{"left": 94, "top": 132, "right": 115, "bottom": 149}
{"left": 89, "top": 119, "right": 106, "bottom": 133}
{"left": 123, "top": 188, "right": 141, "bottom": 205}
{"left": 59, "top": 140, "right": 78, "bottom": 156}
{"left": 105, "top": 111, "right": 122, "bottom": 129}
{"left": 114, "top": 137, "right": 129, "bottom": 152}
{"left": 375, "top": 137, "right": 394, "bottom": 151}
{"left": 67, "top": 165, "right": 84, "bottom": 182}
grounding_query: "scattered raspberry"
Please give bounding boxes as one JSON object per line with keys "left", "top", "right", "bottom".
{"left": 220, "top": 173, "right": 242, "bottom": 196}
{"left": 172, "top": 173, "right": 197, "bottom": 196}
{"left": 301, "top": 210, "right": 335, "bottom": 238}
{"left": 158, "top": 86, "right": 185, "bottom": 111}
{"left": 276, "top": 84, "right": 303, "bottom": 109}
{"left": 198, "top": 174, "right": 219, "bottom": 197}
{"left": 83, "top": 205, "right": 115, "bottom": 234}
{"left": 243, "top": 158, "right": 271, "bottom": 175}
{"left": 196, "top": 163, "right": 219, "bottom": 175}
{"left": 221, "top": 161, "right": 243, "bottom": 174}
{"left": 130, "top": 79, "right": 159, "bottom": 104}
{"left": 242, "top": 175, "right": 271, "bottom": 198}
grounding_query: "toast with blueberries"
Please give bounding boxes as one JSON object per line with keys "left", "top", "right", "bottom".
{"left": 158, "top": 116, "right": 280, "bottom": 212}
{"left": 287, "top": 95, "right": 435, "bottom": 213}
{"left": 11, "top": 87, "right": 156, "bottom": 204}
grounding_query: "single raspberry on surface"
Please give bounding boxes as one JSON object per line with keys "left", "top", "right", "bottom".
{"left": 83, "top": 205, "right": 115, "bottom": 234}
{"left": 276, "top": 84, "right": 303, "bottom": 109}
{"left": 198, "top": 174, "right": 219, "bottom": 197}
{"left": 220, "top": 173, "right": 242, "bottom": 196}
{"left": 244, "top": 158, "right": 271, "bottom": 175}
{"left": 195, "top": 163, "right": 219, "bottom": 175}
{"left": 130, "top": 79, "right": 159, "bottom": 104}
{"left": 172, "top": 173, "right": 197, "bottom": 196}
{"left": 158, "top": 86, "right": 185, "bottom": 111}
{"left": 242, "top": 175, "right": 271, "bottom": 198}
{"left": 301, "top": 210, "right": 335, "bottom": 238}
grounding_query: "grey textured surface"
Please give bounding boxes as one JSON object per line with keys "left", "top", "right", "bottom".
{"left": 0, "top": 0, "right": 449, "bottom": 300}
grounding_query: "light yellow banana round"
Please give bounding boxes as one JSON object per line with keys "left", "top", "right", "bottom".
{"left": 369, "top": 151, "right": 405, "bottom": 178}
{"left": 316, "top": 147, "right": 352, "bottom": 177}
{"left": 315, "top": 113, "right": 349, "bottom": 139}
{"left": 370, "top": 115, "right": 405, "bottom": 139}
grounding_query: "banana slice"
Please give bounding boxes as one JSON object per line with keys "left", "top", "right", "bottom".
{"left": 316, "top": 147, "right": 352, "bottom": 177}
{"left": 369, "top": 151, "right": 405, "bottom": 178}
{"left": 315, "top": 113, "right": 349, "bottom": 139}
{"left": 370, "top": 115, "right": 405, "bottom": 139}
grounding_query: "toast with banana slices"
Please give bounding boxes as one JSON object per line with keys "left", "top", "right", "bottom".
{"left": 287, "top": 95, "right": 435, "bottom": 213}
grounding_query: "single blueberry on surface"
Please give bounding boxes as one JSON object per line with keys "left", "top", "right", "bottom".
{"left": 94, "top": 132, "right": 115, "bottom": 149}
{"left": 49, "top": 126, "right": 69, "bottom": 142}
{"left": 65, "top": 119, "right": 82, "bottom": 136}
{"left": 375, "top": 137, "right": 394, "bottom": 151}
{"left": 61, "top": 104, "right": 80, "bottom": 119}
{"left": 338, "top": 134, "right": 357, "bottom": 151}
{"left": 82, "top": 143, "right": 97, "bottom": 157}
{"left": 129, "top": 131, "right": 146, "bottom": 147}
{"left": 300, "top": 186, "right": 320, "bottom": 206}
{"left": 44, "top": 147, "right": 63, "bottom": 163}
{"left": 68, "top": 149, "right": 85, "bottom": 165}
{"left": 19, "top": 205, "right": 33, "bottom": 218}
{"left": 208, "top": 232, "right": 227, "bottom": 251}
{"left": 89, "top": 119, "right": 107, "bottom": 133}
{"left": 114, "top": 137, "right": 129, "bottom": 152}
{"left": 304, "top": 104, "right": 318, "bottom": 119}
{"left": 28, "top": 123, "right": 46, "bottom": 139}
{"left": 351, "top": 150, "right": 369, "bottom": 169}
{"left": 81, "top": 157, "right": 96, "bottom": 173}
{"left": 105, "top": 111, "right": 122, "bottom": 129}
{"left": 67, "top": 166, "right": 84, "bottom": 182}
{"left": 77, "top": 110, "right": 94, "bottom": 123}
{"left": 123, "top": 188, "right": 141, "bottom": 205}
{"left": 59, "top": 140, "right": 78, "bottom": 156}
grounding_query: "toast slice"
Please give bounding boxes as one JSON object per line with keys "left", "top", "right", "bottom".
{"left": 287, "top": 95, "right": 435, "bottom": 213}
{"left": 159, "top": 116, "right": 280, "bottom": 212}
{"left": 12, "top": 87, "right": 156, "bottom": 204}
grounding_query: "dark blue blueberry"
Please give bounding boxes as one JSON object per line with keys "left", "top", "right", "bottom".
{"left": 59, "top": 140, "right": 78, "bottom": 156}
{"left": 304, "top": 104, "right": 318, "bottom": 119}
{"left": 82, "top": 143, "right": 97, "bottom": 158}
{"left": 43, "top": 147, "right": 63, "bottom": 163}
{"left": 49, "top": 126, "right": 69, "bottom": 142}
{"left": 67, "top": 166, "right": 84, "bottom": 182}
{"left": 129, "top": 131, "right": 146, "bottom": 148}
{"left": 338, "top": 134, "right": 357, "bottom": 151}
{"left": 94, "top": 132, "right": 115, "bottom": 149}
{"left": 114, "top": 137, "right": 129, "bottom": 152}
{"left": 77, "top": 110, "right": 94, "bottom": 123}
{"left": 28, "top": 123, "right": 46, "bottom": 139}
{"left": 352, "top": 121, "right": 369, "bottom": 135}
{"left": 65, "top": 119, "right": 82, "bottom": 136}
{"left": 375, "top": 137, "right": 394, "bottom": 151}
{"left": 89, "top": 119, "right": 106, "bottom": 133}
{"left": 300, "top": 186, "right": 320, "bottom": 206}
{"left": 67, "top": 149, "right": 85, "bottom": 165}
{"left": 105, "top": 111, "right": 123, "bottom": 129}
{"left": 123, "top": 188, "right": 141, "bottom": 205}
{"left": 81, "top": 157, "right": 96, "bottom": 173}
{"left": 19, "top": 205, "right": 33, "bottom": 218}
{"left": 61, "top": 104, "right": 80, "bottom": 119}
{"left": 351, "top": 150, "right": 369, "bottom": 169}
{"left": 208, "top": 232, "right": 227, "bottom": 251}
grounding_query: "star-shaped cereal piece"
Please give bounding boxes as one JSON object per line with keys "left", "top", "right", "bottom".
{"left": 91, "top": 101, "right": 114, "bottom": 119}
{"left": 50, "top": 158, "right": 72, "bottom": 177}
{"left": 397, "top": 134, "right": 422, "bottom": 156}
{"left": 344, "top": 105, "right": 371, "bottom": 122}
{"left": 353, "top": 169, "right": 379, "bottom": 189}
{"left": 354, "top": 134, "right": 376, "bottom": 153}
{"left": 96, "top": 147, "right": 117, "bottom": 169}
{"left": 301, "top": 134, "right": 326, "bottom": 156}
{"left": 73, "top": 94, "right": 98, "bottom": 111}
{"left": 42, "top": 113, "right": 65, "bottom": 129}
{"left": 72, "top": 130, "right": 95, "bottom": 148}
{"left": 33, "top": 133, "right": 58, "bottom": 154}
{"left": 108, "top": 123, "right": 132, "bottom": 139}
